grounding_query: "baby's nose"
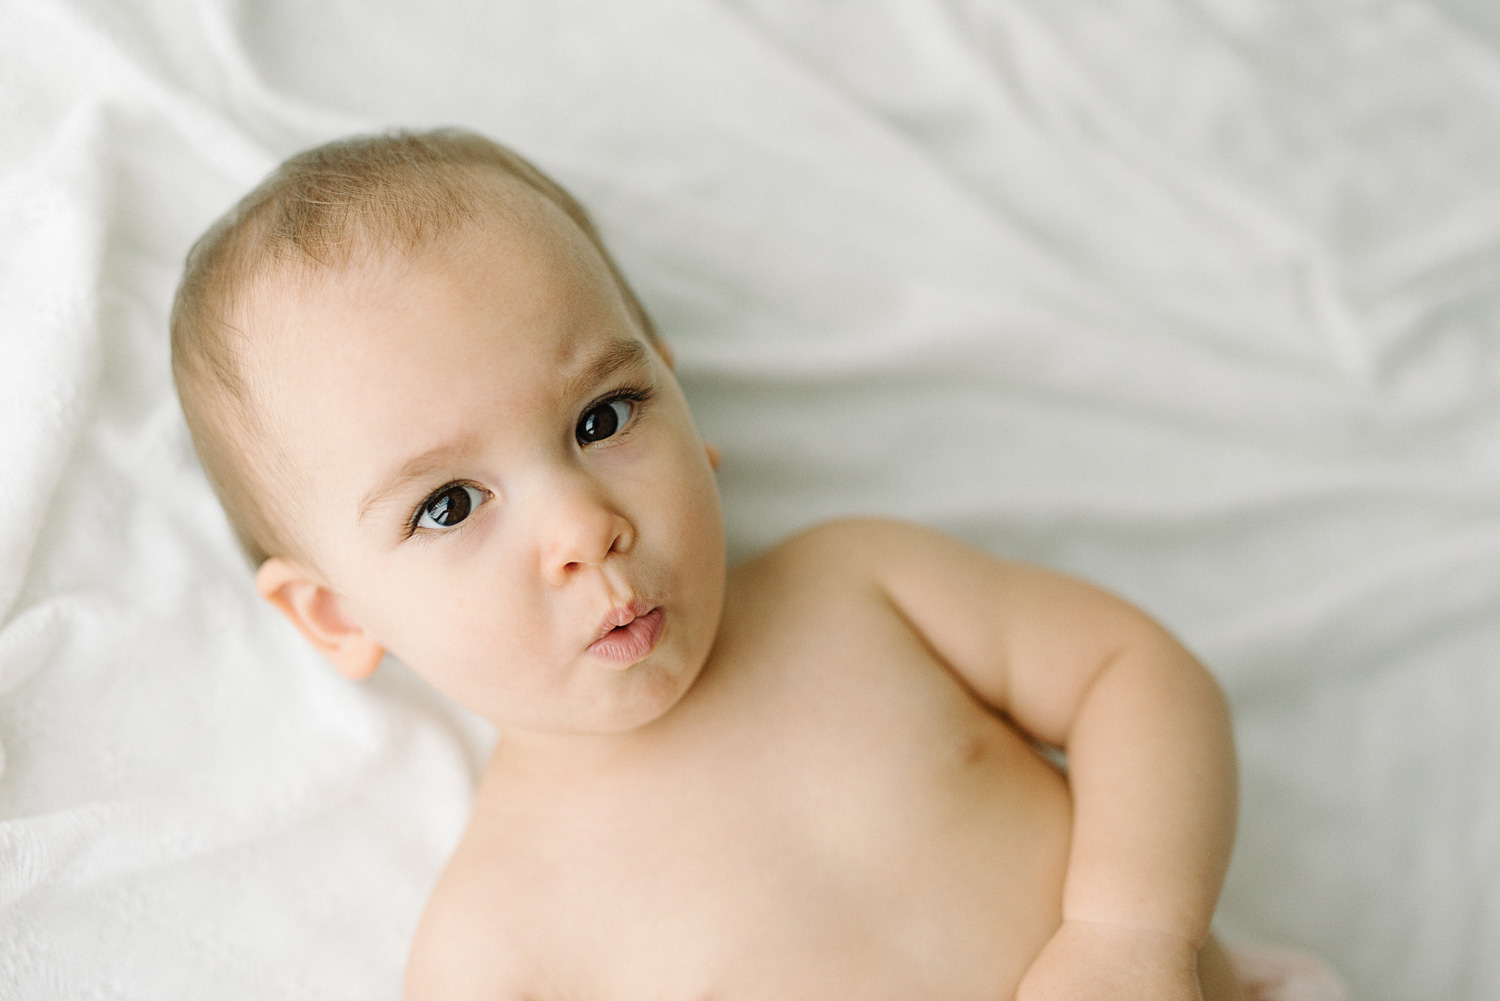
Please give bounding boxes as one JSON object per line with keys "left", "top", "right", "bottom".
{"left": 538, "top": 475, "right": 633, "bottom": 584}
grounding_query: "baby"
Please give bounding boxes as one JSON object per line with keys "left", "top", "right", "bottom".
{"left": 171, "top": 129, "right": 1242, "bottom": 1001}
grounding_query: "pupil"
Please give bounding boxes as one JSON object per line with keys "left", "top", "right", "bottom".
{"left": 579, "top": 402, "right": 620, "bottom": 442}
{"left": 430, "top": 486, "right": 471, "bottom": 526}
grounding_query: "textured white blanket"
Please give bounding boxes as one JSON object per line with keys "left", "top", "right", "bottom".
{"left": 2, "top": 2, "right": 1498, "bottom": 998}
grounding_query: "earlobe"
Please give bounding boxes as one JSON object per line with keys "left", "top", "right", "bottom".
{"left": 256, "top": 557, "right": 385, "bottom": 680}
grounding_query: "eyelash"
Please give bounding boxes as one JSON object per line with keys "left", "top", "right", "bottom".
{"left": 405, "top": 481, "right": 490, "bottom": 541}
{"left": 402, "top": 383, "right": 656, "bottom": 540}
{"left": 580, "top": 384, "right": 654, "bottom": 444}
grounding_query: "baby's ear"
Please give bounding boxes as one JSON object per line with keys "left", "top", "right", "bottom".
{"left": 255, "top": 557, "right": 385, "bottom": 680}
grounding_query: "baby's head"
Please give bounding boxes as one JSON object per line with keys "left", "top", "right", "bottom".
{"left": 172, "top": 129, "right": 726, "bottom": 736}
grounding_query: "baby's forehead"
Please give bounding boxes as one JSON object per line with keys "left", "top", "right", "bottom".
{"left": 239, "top": 191, "right": 635, "bottom": 426}
{"left": 310, "top": 174, "right": 583, "bottom": 282}
{"left": 250, "top": 185, "right": 602, "bottom": 339}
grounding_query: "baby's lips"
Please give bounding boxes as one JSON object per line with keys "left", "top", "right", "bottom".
{"left": 591, "top": 598, "right": 651, "bottom": 641}
{"left": 586, "top": 606, "right": 664, "bottom": 666}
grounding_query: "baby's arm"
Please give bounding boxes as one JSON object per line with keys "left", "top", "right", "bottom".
{"left": 404, "top": 856, "right": 529, "bottom": 1001}
{"left": 843, "top": 518, "right": 1237, "bottom": 1001}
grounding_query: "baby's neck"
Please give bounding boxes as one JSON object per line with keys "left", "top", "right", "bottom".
{"left": 488, "top": 712, "right": 686, "bottom": 784}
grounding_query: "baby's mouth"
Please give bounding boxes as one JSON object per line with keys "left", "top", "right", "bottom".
{"left": 587, "top": 603, "right": 664, "bottom": 668}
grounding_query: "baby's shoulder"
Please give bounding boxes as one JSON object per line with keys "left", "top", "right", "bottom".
{"left": 404, "top": 827, "right": 532, "bottom": 1000}
{"left": 746, "top": 515, "right": 936, "bottom": 567}
{"left": 735, "top": 516, "right": 956, "bottom": 589}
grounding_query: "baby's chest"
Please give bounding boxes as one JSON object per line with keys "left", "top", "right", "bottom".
{"left": 502, "top": 634, "right": 1072, "bottom": 999}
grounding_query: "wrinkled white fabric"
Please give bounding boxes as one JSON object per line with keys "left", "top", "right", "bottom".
{"left": 1, "top": 2, "right": 1497, "bottom": 999}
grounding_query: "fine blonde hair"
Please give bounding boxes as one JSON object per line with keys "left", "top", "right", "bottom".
{"left": 170, "top": 128, "right": 657, "bottom": 567}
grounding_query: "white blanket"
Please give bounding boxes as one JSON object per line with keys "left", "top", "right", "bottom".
{"left": 3, "top": 1, "right": 1497, "bottom": 998}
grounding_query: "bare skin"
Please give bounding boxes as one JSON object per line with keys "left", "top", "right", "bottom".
{"left": 242, "top": 172, "right": 1242, "bottom": 1001}
{"left": 407, "top": 521, "right": 1242, "bottom": 1000}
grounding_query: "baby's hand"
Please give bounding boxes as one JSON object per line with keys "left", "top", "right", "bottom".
{"left": 1014, "top": 919, "right": 1202, "bottom": 1001}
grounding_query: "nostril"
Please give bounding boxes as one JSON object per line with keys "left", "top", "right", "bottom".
{"left": 563, "top": 561, "right": 581, "bottom": 573}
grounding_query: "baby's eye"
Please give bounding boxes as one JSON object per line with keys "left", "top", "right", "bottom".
{"left": 414, "top": 483, "right": 486, "bottom": 531}
{"left": 576, "top": 398, "right": 634, "bottom": 445}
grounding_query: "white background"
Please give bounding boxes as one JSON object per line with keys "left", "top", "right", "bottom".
{"left": 2, "top": 2, "right": 1498, "bottom": 998}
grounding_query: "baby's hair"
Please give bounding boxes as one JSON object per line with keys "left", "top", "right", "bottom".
{"left": 171, "top": 128, "right": 656, "bottom": 568}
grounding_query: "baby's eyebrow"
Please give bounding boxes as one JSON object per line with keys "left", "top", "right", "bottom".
{"left": 562, "top": 337, "right": 650, "bottom": 402}
{"left": 357, "top": 438, "right": 482, "bottom": 526}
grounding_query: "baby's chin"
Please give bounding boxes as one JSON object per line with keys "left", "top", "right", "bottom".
{"left": 492, "top": 657, "right": 706, "bottom": 739}
{"left": 581, "top": 658, "right": 705, "bottom": 734}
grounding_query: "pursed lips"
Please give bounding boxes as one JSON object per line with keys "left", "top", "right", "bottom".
{"left": 590, "top": 598, "right": 652, "bottom": 642}
{"left": 586, "top": 599, "right": 664, "bottom": 667}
